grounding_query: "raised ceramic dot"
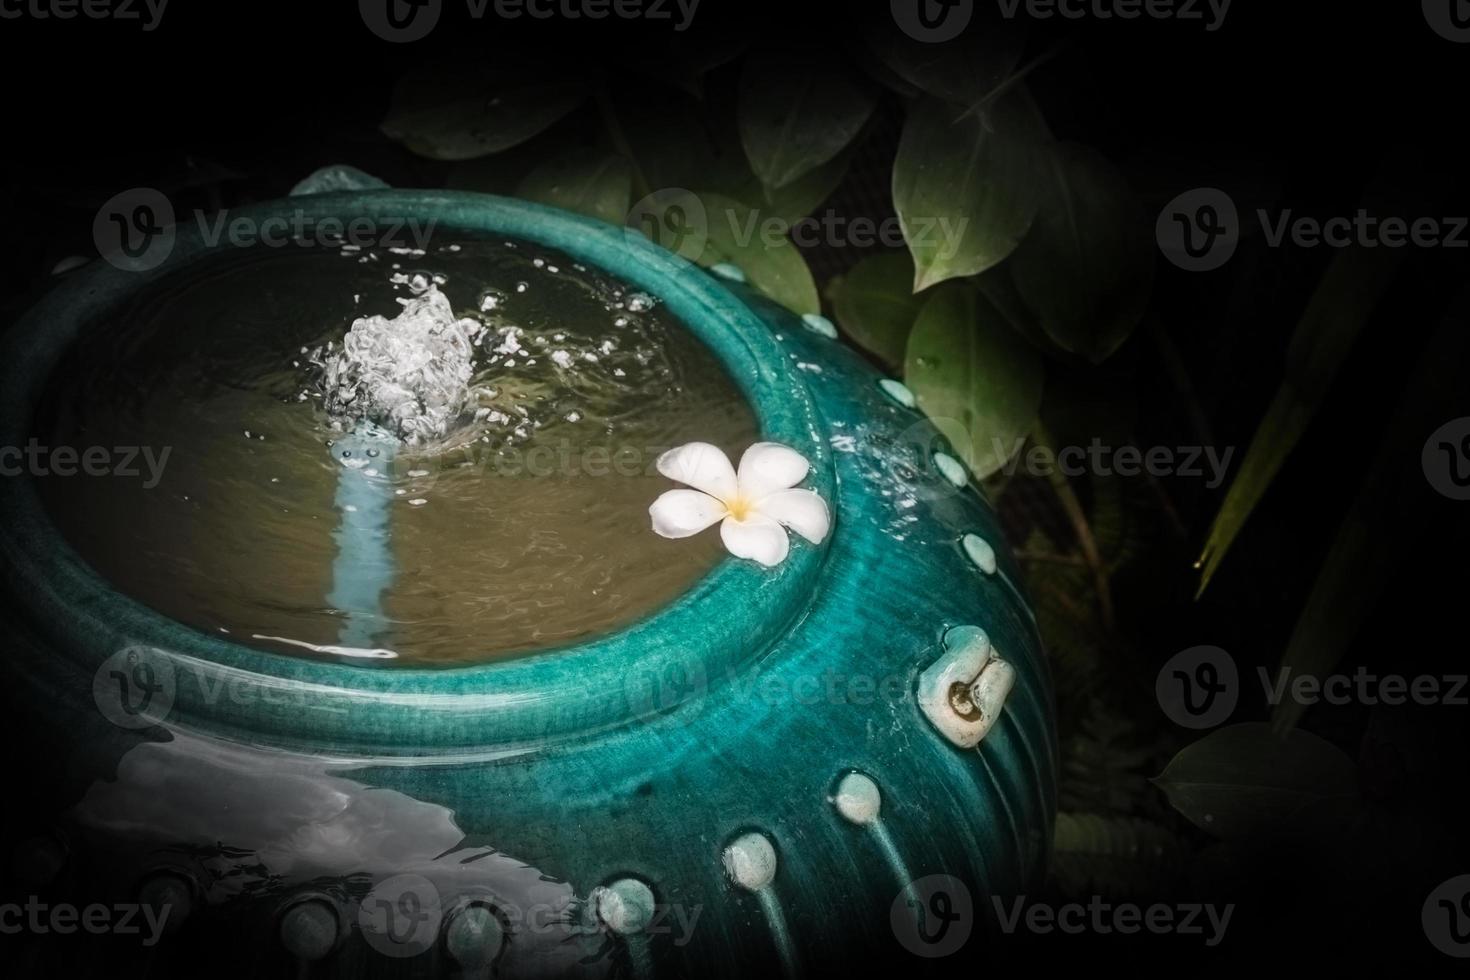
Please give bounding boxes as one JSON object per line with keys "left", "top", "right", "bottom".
{"left": 962, "top": 533, "right": 997, "bottom": 575}
{"left": 878, "top": 379, "right": 916, "bottom": 408}
{"left": 445, "top": 904, "right": 505, "bottom": 969}
{"left": 279, "top": 899, "right": 339, "bottom": 961}
{"left": 833, "top": 773, "right": 882, "bottom": 826}
{"left": 710, "top": 262, "right": 747, "bottom": 283}
{"left": 722, "top": 832, "right": 777, "bottom": 891}
{"left": 801, "top": 313, "right": 837, "bottom": 339}
{"left": 12, "top": 836, "right": 66, "bottom": 888}
{"left": 138, "top": 872, "right": 193, "bottom": 933}
{"left": 594, "top": 878, "right": 656, "bottom": 934}
{"left": 934, "top": 452, "right": 969, "bottom": 488}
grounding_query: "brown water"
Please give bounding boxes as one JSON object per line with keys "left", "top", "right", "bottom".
{"left": 34, "top": 239, "right": 757, "bottom": 665}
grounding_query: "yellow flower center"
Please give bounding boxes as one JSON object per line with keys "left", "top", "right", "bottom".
{"left": 726, "top": 496, "right": 754, "bottom": 521}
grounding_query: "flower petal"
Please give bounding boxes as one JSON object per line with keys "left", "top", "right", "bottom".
{"left": 649, "top": 489, "right": 728, "bottom": 539}
{"left": 720, "top": 513, "right": 790, "bottom": 567}
{"left": 657, "top": 442, "right": 737, "bottom": 502}
{"left": 756, "top": 488, "right": 830, "bottom": 544}
{"left": 736, "top": 442, "right": 810, "bottom": 499}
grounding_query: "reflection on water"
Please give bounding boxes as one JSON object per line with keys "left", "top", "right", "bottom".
{"left": 35, "top": 240, "right": 758, "bottom": 665}
{"left": 68, "top": 731, "right": 615, "bottom": 975}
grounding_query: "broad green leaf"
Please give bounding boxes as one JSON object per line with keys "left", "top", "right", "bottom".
{"left": 1008, "top": 142, "right": 1154, "bottom": 363}
{"left": 1155, "top": 724, "right": 1364, "bottom": 841}
{"left": 382, "top": 66, "right": 586, "bottom": 161}
{"left": 865, "top": 16, "right": 1026, "bottom": 106}
{"left": 1272, "top": 302, "right": 1469, "bottom": 732}
{"left": 737, "top": 49, "right": 875, "bottom": 190}
{"left": 1195, "top": 243, "right": 1403, "bottom": 593}
{"left": 826, "top": 251, "right": 923, "bottom": 370}
{"left": 633, "top": 190, "right": 819, "bottom": 316}
{"left": 892, "top": 92, "right": 1049, "bottom": 291}
{"left": 612, "top": 91, "right": 722, "bottom": 194}
{"left": 444, "top": 127, "right": 576, "bottom": 195}
{"left": 706, "top": 108, "right": 852, "bottom": 224}
{"left": 515, "top": 152, "right": 632, "bottom": 226}
{"left": 626, "top": 31, "right": 749, "bottom": 97}
{"left": 755, "top": 150, "right": 851, "bottom": 225}
{"left": 903, "top": 282, "right": 1044, "bottom": 478}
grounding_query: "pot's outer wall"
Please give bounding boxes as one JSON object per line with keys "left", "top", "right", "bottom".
{"left": 0, "top": 193, "right": 1056, "bottom": 977}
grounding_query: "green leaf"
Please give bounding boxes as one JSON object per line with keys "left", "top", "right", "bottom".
{"left": 515, "top": 151, "right": 632, "bottom": 226}
{"left": 625, "top": 32, "right": 749, "bottom": 97}
{"left": 382, "top": 66, "right": 586, "bottom": 161}
{"left": 737, "top": 48, "right": 875, "bottom": 190}
{"left": 754, "top": 150, "right": 851, "bottom": 225}
{"left": 866, "top": 17, "right": 1026, "bottom": 107}
{"left": 1155, "top": 724, "right": 1364, "bottom": 841}
{"left": 892, "top": 92, "right": 1049, "bottom": 291}
{"left": 1008, "top": 142, "right": 1155, "bottom": 363}
{"left": 1272, "top": 300, "right": 1470, "bottom": 732}
{"left": 825, "top": 251, "right": 922, "bottom": 370}
{"left": 1195, "top": 243, "right": 1403, "bottom": 593}
{"left": 633, "top": 190, "right": 819, "bottom": 316}
{"left": 903, "top": 282, "right": 1044, "bottom": 478}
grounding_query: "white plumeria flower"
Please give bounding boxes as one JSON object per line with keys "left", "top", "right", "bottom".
{"left": 649, "top": 442, "right": 831, "bottom": 568}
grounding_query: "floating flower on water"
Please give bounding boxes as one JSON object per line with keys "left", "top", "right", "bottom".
{"left": 649, "top": 442, "right": 830, "bottom": 567}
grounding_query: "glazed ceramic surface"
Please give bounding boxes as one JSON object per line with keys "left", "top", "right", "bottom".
{"left": 0, "top": 185, "right": 1056, "bottom": 976}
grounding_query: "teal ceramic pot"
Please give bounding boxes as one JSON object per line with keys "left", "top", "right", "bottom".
{"left": 0, "top": 189, "right": 1055, "bottom": 976}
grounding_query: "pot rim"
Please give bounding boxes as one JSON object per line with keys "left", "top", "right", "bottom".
{"left": 0, "top": 190, "right": 835, "bottom": 751}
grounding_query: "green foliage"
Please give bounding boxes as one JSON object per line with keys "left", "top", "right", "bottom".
{"left": 1154, "top": 724, "right": 1365, "bottom": 841}
{"left": 382, "top": 65, "right": 586, "bottom": 161}
{"left": 1195, "top": 243, "right": 1402, "bottom": 593}
{"left": 515, "top": 151, "right": 631, "bottom": 226}
{"left": 737, "top": 48, "right": 875, "bottom": 191}
{"left": 1272, "top": 300, "right": 1470, "bottom": 731}
{"left": 865, "top": 19, "right": 1026, "bottom": 106}
{"left": 892, "top": 92, "right": 1048, "bottom": 291}
{"left": 1008, "top": 142, "right": 1155, "bottom": 363}
{"left": 903, "top": 282, "right": 1043, "bottom": 479}
{"left": 825, "top": 251, "right": 922, "bottom": 370}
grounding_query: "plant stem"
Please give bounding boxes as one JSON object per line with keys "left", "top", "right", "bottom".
{"left": 1033, "top": 424, "right": 1116, "bottom": 633}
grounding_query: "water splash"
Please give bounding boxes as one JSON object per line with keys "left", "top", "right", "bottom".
{"left": 321, "top": 285, "right": 484, "bottom": 446}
